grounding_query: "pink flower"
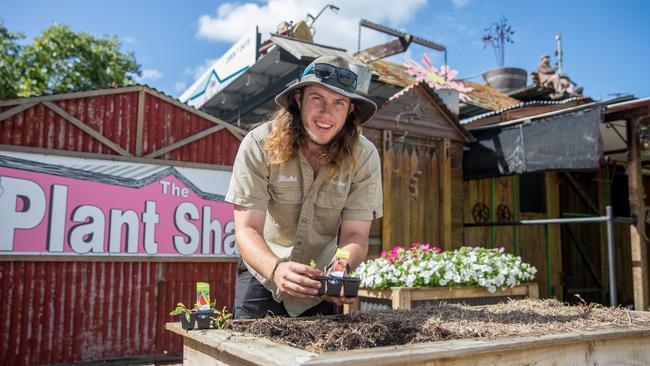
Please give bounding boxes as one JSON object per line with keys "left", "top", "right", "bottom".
{"left": 433, "top": 246, "right": 443, "bottom": 253}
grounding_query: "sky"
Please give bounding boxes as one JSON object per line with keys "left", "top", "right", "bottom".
{"left": 3, "top": 0, "right": 649, "bottom": 101}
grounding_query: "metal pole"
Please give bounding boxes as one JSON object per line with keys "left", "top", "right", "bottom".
{"left": 606, "top": 205, "right": 617, "bottom": 306}
{"left": 555, "top": 33, "right": 563, "bottom": 74}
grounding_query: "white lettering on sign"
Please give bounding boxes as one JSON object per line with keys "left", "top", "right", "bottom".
{"left": 0, "top": 174, "right": 236, "bottom": 257}
{"left": 160, "top": 179, "right": 189, "bottom": 197}
{"left": 0, "top": 177, "right": 46, "bottom": 250}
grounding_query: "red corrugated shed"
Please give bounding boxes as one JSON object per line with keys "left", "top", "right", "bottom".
{"left": 0, "top": 86, "right": 244, "bottom": 365}
{"left": 0, "top": 85, "right": 243, "bottom": 166}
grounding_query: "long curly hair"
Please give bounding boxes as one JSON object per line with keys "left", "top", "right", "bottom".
{"left": 263, "top": 90, "right": 362, "bottom": 178}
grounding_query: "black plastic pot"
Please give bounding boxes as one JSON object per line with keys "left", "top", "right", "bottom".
{"left": 196, "top": 309, "right": 214, "bottom": 329}
{"left": 343, "top": 277, "right": 360, "bottom": 298}
{"left": 326, "top": 277, "right": 343, "bottom": 297}
{"left": 314, "top": 276, "right": 328, "bottom": 296}
{"left": 180, "top": 312, "right": 196, "bottom": 330}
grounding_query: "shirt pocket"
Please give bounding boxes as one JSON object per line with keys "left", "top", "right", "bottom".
{"left": 268, "top": 185, "right": 303, "bottom": 204}
{"left": 314, "top": 191, "right": 346, "bottom": 235}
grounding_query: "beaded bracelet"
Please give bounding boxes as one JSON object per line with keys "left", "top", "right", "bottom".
{"left": 270, "top": 258, "right": 289, "bottom": 282}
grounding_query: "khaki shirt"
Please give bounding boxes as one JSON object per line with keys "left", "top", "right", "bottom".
{"left": 225, "top": 122, "right": 383, "bottom": 316}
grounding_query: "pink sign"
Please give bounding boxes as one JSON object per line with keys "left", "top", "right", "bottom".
{"left": 0, "top": 157, "right": 237, "bottom": 257}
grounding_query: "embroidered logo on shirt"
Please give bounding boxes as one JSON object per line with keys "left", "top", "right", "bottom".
{"left": 331, "top": 180, "right": 346, "bottom": 188}
{"left": 277, "top": 175, "right": 298, "bottom": 182}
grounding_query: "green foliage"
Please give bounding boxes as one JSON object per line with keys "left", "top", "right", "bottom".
{"left": 0, "top": 21, "right": 141, "bottom": 99}
{"left": 0, "top": 20, "right": 24, "bottom": 99}
{"left": 211, "top": 306, "right": 233, "bottom": 329}
{"left": 169, "top": 302, "right": 192, "bottom": 322}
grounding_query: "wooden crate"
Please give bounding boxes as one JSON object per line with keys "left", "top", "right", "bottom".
{"left": 344, "top": 282, "right": 539, "bottom": 313}
{"left": 166, "top": 321, "right": 650, "bottom": 366}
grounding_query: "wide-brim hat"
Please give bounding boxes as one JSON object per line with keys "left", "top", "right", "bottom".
{"left": 275, "top": 55, "right": 377, "bottom": 124}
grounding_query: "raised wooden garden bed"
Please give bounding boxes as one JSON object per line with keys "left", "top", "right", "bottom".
{"left": 344, "top": 282, "right": 539, "bottom": 313}
{"left": 166, "top": 298, "right": 650, "bottom": 366}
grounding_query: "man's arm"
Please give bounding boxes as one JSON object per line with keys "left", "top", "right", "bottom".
{"left": 338, "top": 219, "right": 372, "bottom": 271}
{"left": 322, "top": 218, "right": 372, "bottom": 305}
{"left": 234, "top": 205, "right": 322, "bottom": 299}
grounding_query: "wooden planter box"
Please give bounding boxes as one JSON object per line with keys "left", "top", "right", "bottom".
{"left": 166, "top": 322, "right": 650, "bottom": 366}
{"left": 344, "top": 282, "right": 539, "bottom": 313}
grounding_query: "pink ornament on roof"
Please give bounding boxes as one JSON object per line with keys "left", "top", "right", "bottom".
{"left": 404, "top": 53, "right": 473, "bottom": 102}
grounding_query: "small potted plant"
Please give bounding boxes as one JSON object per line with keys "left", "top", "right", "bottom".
{"left": 308, "top": 259, "right": 327, "bottom": 296}
{"left": 322, "top": 249, "right": 362, "bottom": 298}
{"left": 481, "top": 16, "right": 526, "bottom": 92}
{"left": 170, "top": 303, "right": 196, "bottom": 331}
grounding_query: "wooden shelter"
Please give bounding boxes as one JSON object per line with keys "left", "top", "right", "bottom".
{"left": 362, "top": 83, "right": 472, "bottom": 255}
{"left": 462, "top": 97, "right": 650, "bottom": 310}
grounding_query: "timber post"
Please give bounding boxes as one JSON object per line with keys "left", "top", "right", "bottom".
{"left": 626, "top": 115, "right": 650, "bottom": 310}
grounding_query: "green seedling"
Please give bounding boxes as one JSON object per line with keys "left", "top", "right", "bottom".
{"left": 170, "top": 302, "right": 192, "bottom": 322}
{"left": 211, "top": 306, "right": 233, "bottom": 329}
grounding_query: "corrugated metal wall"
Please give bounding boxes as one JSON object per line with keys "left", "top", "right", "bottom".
{"left": 0, "top": 261, "right": 237, "bottom": 365}
{"left": 0, "top": 87, "right": 243, "bottom": 365}
{"left": 0, "top": 88, "right": 240, "bottom": 165}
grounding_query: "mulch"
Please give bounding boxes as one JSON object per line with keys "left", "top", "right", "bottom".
{"left": 227, "top": 298, "right": 650, "bottom": 353}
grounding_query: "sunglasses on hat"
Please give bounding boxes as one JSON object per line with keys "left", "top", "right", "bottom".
{"left": 302, "top": 63, "right": 358, "bottom": 90}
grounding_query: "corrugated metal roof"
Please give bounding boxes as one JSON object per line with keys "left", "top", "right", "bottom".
{"left": 463, "top": 81, "right": 520, "bottom": 111}
{"left": 460, "top": 96, "right": 586, "bottom": 124}
{"left": 367, "top": 60, "right": 520, "bottom": 112}
{"left": 269, "top": 34, "right": 352, "bottom": 61}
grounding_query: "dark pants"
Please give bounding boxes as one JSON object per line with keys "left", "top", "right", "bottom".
{"left": 234, "top": 260, "right": 338, "bottom": 319}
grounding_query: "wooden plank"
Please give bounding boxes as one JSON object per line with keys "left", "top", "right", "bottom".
{"left": 597, "top": 169, "right": 610, "bottom": 304}
{"left": 306, "top": 327, "right": 650, "bottom": 366}
{"left": 0, "top": 143, "right": 234, "bottom": 171}
{"left": 143, "top": 124, "right": 227, "bottom": 159}
{"left": 391, "top": 287, "right": 411, "bottom": 310}
{"left": 440, "top": 138, "right": 452, "bottom": 249}
{"left": 627, "top": 116, "right": 650, "bottom": 310}
{"left": 405, "top": 283, "right": 537, "bottom": 301}
{"left": 562, "top": 172, "right": 600, "bottom": 215}
{"left": 494, "top": 176, "right": 515, "bottom": 253}
{"left": 381, "top": 130, "right": 392, "bottom": 251}
{"left": 166, "top": 322, "right": 316, "bottom": 366}
{"left": 546, "top": 171, "right": 563, "bottom": 301}
{"left": 0, "top": 101, "right": 38, "bottom": 123}
{"left": 135, "top": 90, "right": 145, "bottom": 157}
{"left": 42, "top": 101, "right": 133, "bottom": 157}
{"left": 356, "top": 288, "right": 393, "bottom": 300}
{"left": 520, "top": 212, "right": 548, "bottom": 298}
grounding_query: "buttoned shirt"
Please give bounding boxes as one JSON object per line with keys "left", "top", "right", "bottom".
{"left": 225, "top": 122, "right": 383, "bottom": 316}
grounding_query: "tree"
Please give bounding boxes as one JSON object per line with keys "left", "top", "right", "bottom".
{"left": 0, "top": 21, "right": 24, "bottom": 99}
{"left": 0, "top": 22, "right": 141, "bottom": 98}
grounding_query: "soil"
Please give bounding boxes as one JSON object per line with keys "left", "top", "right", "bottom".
{"left": 227, "top": 298, "right": 650, "bottom": 353}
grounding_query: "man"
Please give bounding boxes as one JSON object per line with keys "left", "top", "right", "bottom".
{"left": 225, "top": 55, "right": 383, "bottom": 319}
{"left": 537, "top": 55, "right": 582, "bottom": 97}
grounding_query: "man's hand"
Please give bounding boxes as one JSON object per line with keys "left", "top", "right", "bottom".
{"left": 273, "top": 261, "right": 323, "bottom": 299}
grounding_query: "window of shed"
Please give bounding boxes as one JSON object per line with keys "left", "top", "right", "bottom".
{"left": 519, "top": 173, "right": 546, "bottom": 213}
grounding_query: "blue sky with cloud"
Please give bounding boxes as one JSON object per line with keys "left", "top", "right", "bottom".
{"left": 4, "top": 0, "right": 649, "bottom": 100}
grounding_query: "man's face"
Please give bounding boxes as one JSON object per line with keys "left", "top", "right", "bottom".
{"left": 542, "top": 57, "right": 550, "bottom": 65}
{"left": 295, "top": 84, "right": 355, "bottom": 147}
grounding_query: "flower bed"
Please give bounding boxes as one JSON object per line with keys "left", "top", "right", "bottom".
{"left": 355, "top": 244, "right": 537, "bottom": 293}
{"left": 346, "top": 244, "right": 538, "bottom": 313}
